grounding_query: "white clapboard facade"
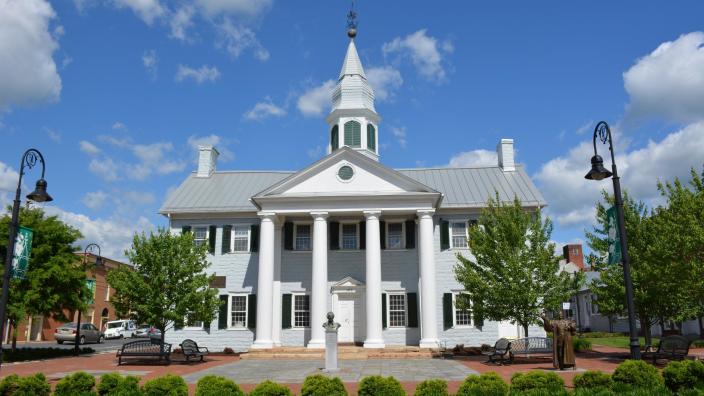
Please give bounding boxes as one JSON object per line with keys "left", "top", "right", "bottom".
{"left": 160, "top": 33, "right": 547, "bottom": 351}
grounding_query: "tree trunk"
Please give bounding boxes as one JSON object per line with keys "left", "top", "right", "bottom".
{"left": 522, "top": 322, "right": 529, "bottom": 338}
{"left": 10, "top": 321, "right": 17, "bottom": 353}
{"left": 640, "top": 314, "right": 652, "bottom": 347}
{"left": 160, "top": 327, "right": 166, "bottom": 356}
{"left": 698, "top": 317, "right": 703, "bottom": 339}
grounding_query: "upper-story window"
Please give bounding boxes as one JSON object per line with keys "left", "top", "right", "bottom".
{"left": 387, "top": 222, "right": 404, "bottom": 250}
{"left": 331, "top": 125, "right": 339, "bottom": 151}
{"left": 232, "top": 225, "right": 250, "bottom": 252}
{"left": 193, "top": 226, "right": 208, "bottom": 247}
{"left": 294, "top": 224, "right": 312, "bottom": 251}
{"left": 367, "top": 124, "right": 376, "bottom": 151}
{"left": 341, "top": 223, "right": 358, "bottom": 250}
{"left": 344, "top": 121, "right": 361, "bottom": 148}
{"left": 450, "top": 221, "right": 468, "bottom": 249}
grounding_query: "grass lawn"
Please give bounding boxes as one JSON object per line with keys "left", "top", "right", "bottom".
{"left": 588, "top": 336, "right": 657, "bottom": 349}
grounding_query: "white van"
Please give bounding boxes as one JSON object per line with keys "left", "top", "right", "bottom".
{"left": 104, "top": 320, "right": 136, "bottom": 339}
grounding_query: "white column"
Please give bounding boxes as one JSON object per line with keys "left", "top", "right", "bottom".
{"left": 308, "top": 211, "right": 329, "bottom": 349}
{"left": 252, "top": 212, "right": 276, "bottom": 349}
{"left": 363, "top": 210, "right": 385, "bottom": 348}
{"left": 418, "top": 209, "right": 439, "bottom": 348}
{"left": 272, "top": 220, "right": 283, "bottom": 347}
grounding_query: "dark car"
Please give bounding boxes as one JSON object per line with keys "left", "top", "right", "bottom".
{"left": 54, "top": 323, "right": 104, "bottom": 344}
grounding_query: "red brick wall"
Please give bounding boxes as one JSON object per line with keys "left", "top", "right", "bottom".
{"left": 563, "top": 244, "right": 584, "bottom": 270}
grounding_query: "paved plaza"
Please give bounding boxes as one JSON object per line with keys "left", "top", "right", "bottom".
{"left": 182, "top": 358, "right": 478, "bottom": 384}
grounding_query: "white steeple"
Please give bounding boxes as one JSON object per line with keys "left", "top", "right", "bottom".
{"left": 326, "top": 21, "right": 381, "bottom": 161}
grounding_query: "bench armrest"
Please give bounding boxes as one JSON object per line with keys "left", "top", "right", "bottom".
{"left": 197, "top": 346, "right": 209, "bottom": 353}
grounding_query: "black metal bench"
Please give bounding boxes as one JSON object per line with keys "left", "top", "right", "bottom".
{"left": 509, "top": 337, "right": 553, "bottom": 361}
{"left": 482, "top": 338, "right": 511, "bottom": 364}
{"left": 116, "top": 339, "right": 172, "bottom": 365}
{"left": 642, "top": 335, "right": 691, "bottom": 364}
{"left": 179, "top": 339, "right": 209, "bottom": 362}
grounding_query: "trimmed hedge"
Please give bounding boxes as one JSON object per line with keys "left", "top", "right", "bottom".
{"left": 54, "top": 371, "right": 96, "bottom": 396}
{"left": 574, "top": 338, "right": 593, "bottom": 352}
{"left": 195, "top": 375, "right": 244, "bottom": 396}
{"left": 457, "top": 372, "right": 509, "bottom": 396}
{"left": 573, "top": 371, "right": 613, "bottom": 390}
{"left": 0, "top": 373, "right": 52, "bottom": 396}
{"left": 358, "top": 375, "right": 405, "bottom": 396}
{"left": 2, "top": 347, "right": 94, "bottom": 363}
{"left": 142, "top": 374, "right": 187, "bottom": 396}
{"left": 300, "top": 375, "right": 346, "bottom": 396}
{"left": 414, "top": 379, "right": 448, "bottom": 396}
{"left": 248, "top": 380, "right": 294, "bottom": 396}
{"left": 97, "top": 373, "right": 141, "bottom": 396}
{"left": 612, "top": 360, "right": 663, "bottom": 389}
{"left": 662, "top": 359, "right": 704, "bottom": 392}
{"left": 510, "top": 371, "right": 565, "bottom": 394}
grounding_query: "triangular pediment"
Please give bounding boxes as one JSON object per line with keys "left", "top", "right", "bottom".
{"left": 333, "top": 276, "right": 364, "bottom": 288}
{"left": 254, "top": 147, "right": 438, "bottom": 198}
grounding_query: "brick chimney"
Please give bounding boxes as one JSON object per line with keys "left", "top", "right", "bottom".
{"left": 497, "top": 138, "right": 515, "bottom": 171}
{"left": 563, "top": 244, "right": 584, "bottom": 270}
{"left": 196, "top": 145, "right": 219, "bottom": 178}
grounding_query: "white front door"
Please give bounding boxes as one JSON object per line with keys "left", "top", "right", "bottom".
{"left": 337, "top": 294, "right": 356, "bottom": 343}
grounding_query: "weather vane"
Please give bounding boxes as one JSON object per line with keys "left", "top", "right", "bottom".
{"left": 347, "top": 0, "right": 357, "bottom": 38}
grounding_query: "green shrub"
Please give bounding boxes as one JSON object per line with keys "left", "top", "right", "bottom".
{"left": 2, "top": 347, "right": 94, "bottom": 363}
{"left": 97, "top": 373, "right": 141, "bottom": 396}
{"left": 142, "top": 375, "right": 187, "bottom": 396}
{"left": 573, "top": 371, "right": 613, "bottom": 390}
{"left": 692, "top": 340, "right": 704, "bottom": 348}
{"left": 248, "top": 380, "right": 293, "bottom": 396}
{"left": 301, "top": 375, "right": 346, "bottom": 396}
{"left": 574, "top": 338, "right": 593, "bottom": 352}
{"left": 662, "top": 359, "right": 704, "bottom": 392}
{"left": 678, "top": 389, "right": 704, "bottom": 396}
{"left": 612, "top": 360, "right": 663, "bottom": 389}
{"left": 414, "top": 379, "right": 448, "bottom": 396}
{"left": 510, "top": 371, "right": 564, "bottom": 394}
{"left": 581, "top": 332, "right": 627, "bottom": 338}
{"left": 456, "top": 372, "right": 509, "bottom": 396}
{"left": 0, "top": 374, "right": 20, "bottom": 396}
{"left": 54, "top": 372, "right": 96, "bottom": 396}
{"left": 573, "top": 389, "right": 616, "bottom": 396}
{"left": 14, "top": 373, "right": 51, "bottom": 396}
{"left": 358, "top": 375, "right": 405, "bottom": 396}
{"left": 195, "top": 375, "right": 244, "bottom": 396}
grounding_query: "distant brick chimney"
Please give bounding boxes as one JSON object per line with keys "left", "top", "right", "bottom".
{"left": 563, "top": 244, "right": 584, "bottom": 270}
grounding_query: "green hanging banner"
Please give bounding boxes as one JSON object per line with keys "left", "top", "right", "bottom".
{"left": 606, "top": 206, "right": 622, "bottom": 265}
{"left": 11, "top": 226, "right": 34, "bottom": 279}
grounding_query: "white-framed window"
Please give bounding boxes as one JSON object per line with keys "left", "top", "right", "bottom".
{"left": 294, "top": 224, "right": 312, "bottom": 251}
{"left": 340, "top": 223, "right": 358, "bottom": 250}
{"left": 453, "top": 292, "right": 472, "bottom": 327}
{"left": 386, "top": 222, "right": 404, "bottom": 250}
{"left": 105, "top": 284, "right": 110, "bottom": 302}
{"left": 293, "top": 294, "right": 310, "bottom": 328}
{"left": 591, "top": 295, "right": 599, "bottom": 314}
{"left": 387, "top": 293, "right": 407, "bottom": 328}
{"left": 228, "top": 294, "right": 248, "bottom": 329}
{"left": 193, "top": 226, "right": 208, "bottom": 247}
{"left": 231, "top": 225, "right": 250, "bottom": 252}
{"left": 450, "top": 221, "right": 468, "bottom": 249}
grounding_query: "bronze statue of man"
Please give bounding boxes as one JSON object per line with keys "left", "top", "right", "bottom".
{"left": 541, "top": 312, "right": 577, "bottom": 370}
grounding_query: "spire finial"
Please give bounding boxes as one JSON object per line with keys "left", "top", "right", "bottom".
{"left": 346, "top": 0, "right": 357, "bottom": 38}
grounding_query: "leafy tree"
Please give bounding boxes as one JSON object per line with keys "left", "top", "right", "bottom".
{"left": 455, "top": 194, "right": 574, "bottom": 336}
{"left": 0, "top": 207, "right": 89, "bottom": 351}
{"left": 107, "top": 228, "right": 220, "bottom": 349}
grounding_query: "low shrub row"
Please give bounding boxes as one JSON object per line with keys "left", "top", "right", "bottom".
{"left": 579, "top": 332, "right": 628, "bottom": 339}
{"left": 1, "top": 347, "right": 94, "bottom": 363}
{"left": 0, "top": 358, "right": 702, "bottom": 395}
{"left": 573, "top": 338, "right": 593, "bottom": 352}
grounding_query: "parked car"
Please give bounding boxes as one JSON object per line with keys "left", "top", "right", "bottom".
{"left": 104, "top": 319, "right": 136, "bottom": 339}
{"left": 134, "top": 324, "right": 152, "bottom": 338}
{"left": 54, "top": 323, "right": 104, "bottom": 345}
{"left": 147, "top": 327, "right": 162, "bottom": 341}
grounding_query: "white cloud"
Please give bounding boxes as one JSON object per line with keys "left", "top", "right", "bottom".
{"left": 366, "top": 66, "right": 403, "bottom": 102}
{"left": 113, "top": 0, "right": 166, "bottom": 25}
{"left": 89, "top": 157, "right": 120, "bottom": 181}
{"left": 447, "top": 149, "right": 498, "bottom": 168}
{"left": 187, "top": 134, "right": 235, "bottom": 162}
{"left": 390, "top": 126, "right": 407, "bottom": 148}
{"left": 216, "top": 20, "right": 269, "bottom": 61}
{"left": 79, "top": 140, "right": 101, "bottom": 155}
{"left": 0, "top": 162, "right": 19, "bottom": 193}
{"left": 195, "top": 0, "right": 271, "bottom": 17}
{"left": 45, "top": 127, "right": 61, "bottom": 142}
{"left": 624, "top": 32, "right": 704, "bottom": 123}
{"left": 297, "top": 80, "right": 335, "bottom": 117}
{"left": 0, "top": 0, "right": 62, "bottom": 109}
{"left": 244, "top": 99, "right": 286, "bottom": 121}
{"left": 142, "top": 49, "right": 158, "bottom": 78}
{"left": 175, "top": 64, "right": 221, "bottom": 84}
{"left": 534, "top": 122, "right": 704, "bottom": 228}
{"left": 112, "top": 121, "right": 127, "bottom": 130}
{"left": 169, "top": 5, "right": 195, "bottom": 41}
{"left": 82, "top": 190, "right": 108, "bottom": 210}
{"left": 382, "top": 29, "right": 451, "bottom": 82}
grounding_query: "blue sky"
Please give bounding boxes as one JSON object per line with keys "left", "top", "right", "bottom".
{"left": 1, "top": 0, "right": 704, "bottom": 260}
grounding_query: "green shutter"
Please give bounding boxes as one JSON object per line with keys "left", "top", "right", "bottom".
{"left": 248, "top": 294, "right": 257, "bottom": 329}
{"left": 359, "top": 221, "right": 366, "bottom": 250}
{"left": 405, "top": 220, "right": 416, "bottom": 249}
{"left": 367, "top": 124, "right": 376, "bottom": 150}
{"left": 443, "top": 293, "right": 453, "bottom": 329}
{"left": 331, "top": 126, "right": 339, "bottom": 151}
{"left": 379, "top": 221, "right": 386, "bottom": 250}
{"left": 218, "top": 295, "right": 228, "bottom": 330}
{"left": 329, "top": 222, "right": 340, "bottom": 250}
{"left": 222, "top": 225, "right": 232, "bottom": 254}
{"left": 440, "top": 221, "right": 450, "bottom": 250}
{"left": 473, "top": 297, "right": 484, "bottom": 328}
{"left": 344, "top": 121, "right": 361, "bottom": 147}
{"left": 382, "top": 293, "right": 387, "bottom": 329}
{"left": 182, "top": 225, "right": 191, "bottom": 234}
{"left": 284, "top": 222, "right": 294, "bottom": 250}
{"left": 282, "top": 294, "right": 292, "bottom": 329}
{"left": 250, "top": 225, "right": 259, "bottom": 252}
{"left": 407, "top": 293, "right": 418, "bottom": 328}
{"left": 208, "top": 225, "right": 217, "bottom": 254}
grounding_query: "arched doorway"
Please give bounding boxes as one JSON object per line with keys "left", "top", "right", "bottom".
{"left": 100, "top": 308, "right": 109, "bottom": 331}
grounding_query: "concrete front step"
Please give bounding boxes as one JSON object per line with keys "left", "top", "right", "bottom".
{"left": 240, "top": 346, "right": 435, "bottom": 360}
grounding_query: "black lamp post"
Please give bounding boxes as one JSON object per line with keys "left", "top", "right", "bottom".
{"left": 0, "top": 149, "right": 52, "bottom": 367}
{"left": 74, "top": 243, "right": 103, "bottom": 356}
{"left": 585, "top": 121, "right": 641, "bottom": 360}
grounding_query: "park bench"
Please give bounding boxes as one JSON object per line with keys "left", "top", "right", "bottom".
{"left": 179, "top": 339, "right": 209, "bottom": 362}
{"left": 116, "top": 339, "right": 172, "bottom": 365}
{"left": 642, "top": 335, "right": 691, "bottom": 364}
{"left": 482, "top": 338, "right": 511, "bottom": 364}
{"left": 509, "top": 337, "right": 553, "bottom": 362}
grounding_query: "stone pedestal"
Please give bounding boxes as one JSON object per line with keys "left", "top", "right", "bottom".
{"left": 322, "top": 311, "right": 341, "bottom": 373}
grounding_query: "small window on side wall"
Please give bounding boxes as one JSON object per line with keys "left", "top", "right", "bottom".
{"left": 386, "top": 222, "right": 404, "bottom": 249}
{"left": 450, "top": 221, "right": 468, "bottom": 248}
{"left": 193, "top": 226, "right": 208, "bottom": 247}
{"left": 293, "top": 295, "right": 310, "bottom": 327}
{"left": 232, "top": 225, "right": 250, "bottom": 252}
{"left": 453, "top": 292, "right": 472, "bottom": 327}
{"left": 294, "top": 224, "right": 311, "bottom": 251}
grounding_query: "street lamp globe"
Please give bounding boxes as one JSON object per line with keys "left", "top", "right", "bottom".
{"left": 26, "top": 178, "right": 53, "bottom": 202}
{"left": 584, "top": 154, "right": 613, "bottom": 181}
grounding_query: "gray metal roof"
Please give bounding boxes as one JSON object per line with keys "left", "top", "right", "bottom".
{"left": 160, "top": 165, "right": 545, "bottom": 214}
